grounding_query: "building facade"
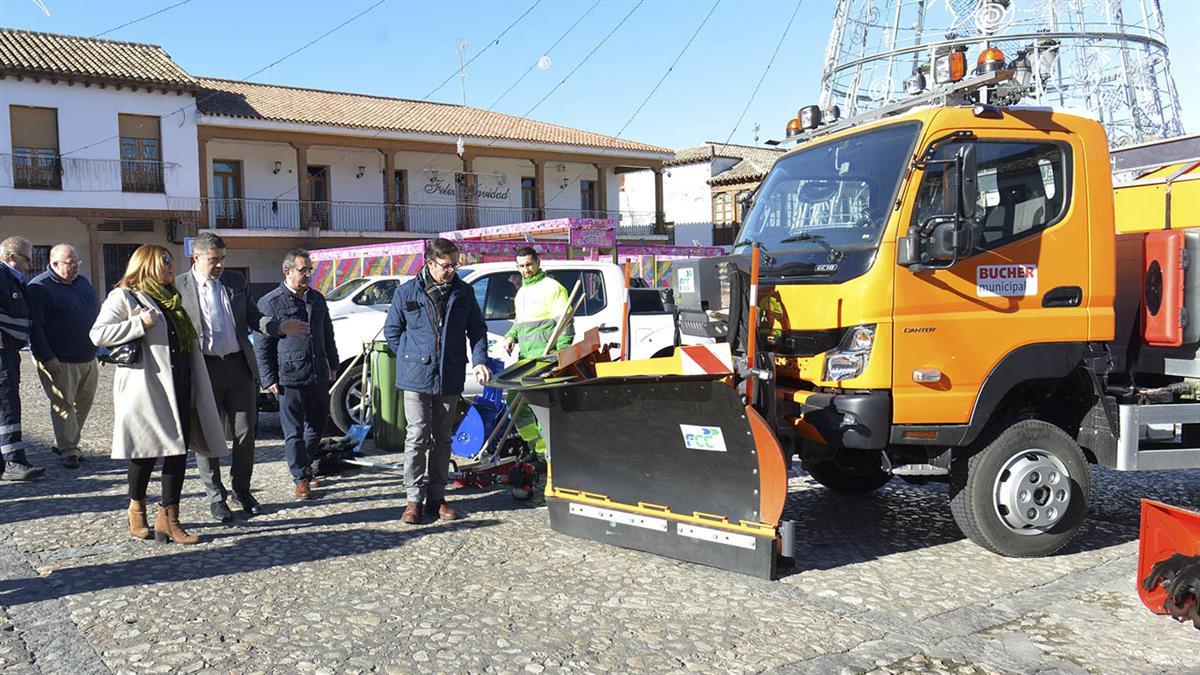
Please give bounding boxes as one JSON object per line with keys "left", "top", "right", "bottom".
{"left": 0, "top": 29, "right": 200, "bottom": 290}
{"left": 1, "top": 28, "right": 673, "bottom": 297}
{"left": 620, "top": 142, "right": 781, "bottom": 247}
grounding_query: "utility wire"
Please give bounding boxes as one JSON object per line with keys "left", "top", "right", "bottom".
{"left": 487, "top": 0, "right": 601, "bottom": 110}
{"left": 60, "top": 0, "right": 389, "bottom": 156}
{"left": 422, "top": 0, "right": 543, "bottom": 101}
{"left": 543, "top": 0, "right": 716, "bottom": 210}
{"left": 719, "top": 0, "right": 802, "bottom": 147}
{"left": 270, "top": 0, "right": 551, "bottom": 200}
{"left": 91, "top": 0, "right": 194, "bottom": 38}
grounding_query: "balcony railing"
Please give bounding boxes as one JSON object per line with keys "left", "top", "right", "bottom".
{"left": 1, "top": 154, "right": 181, "bottom": 193}
{"left": 203, "top": 198, "right": 659, "bottom": 236}
{"left": 10, "top": 154, "right": 61, "bottom": 189}
{"left": 121, "top": 160, "right": 165, "bottom": 193}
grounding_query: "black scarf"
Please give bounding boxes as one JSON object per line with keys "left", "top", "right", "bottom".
{"left": 419, "top": 267, "right": 454, "bottom": 324}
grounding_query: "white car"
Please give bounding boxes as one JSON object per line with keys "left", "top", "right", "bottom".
{"left": 325, "top": 261, "right": 685, "bottom": 433}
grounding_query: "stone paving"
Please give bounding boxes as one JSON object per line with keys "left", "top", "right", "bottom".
{"left": 0, "top": 355, "right": 1198, "bottom": 674}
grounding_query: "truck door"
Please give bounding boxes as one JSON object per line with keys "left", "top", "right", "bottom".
{"left": 892, "top": 130, "right": 1089, "bottom": 427}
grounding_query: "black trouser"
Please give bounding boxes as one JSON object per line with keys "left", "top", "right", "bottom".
{"left": 278, "top": 383, "right": 328, "bottom": 483}
{"left": 195, "top": 354, "right": 257, "bottom": 504}
{"left": 128, "top": 455, "right": 187, "bottom": 505}
{"left": 0, "top": 347, "right": 24, "bottom": 460}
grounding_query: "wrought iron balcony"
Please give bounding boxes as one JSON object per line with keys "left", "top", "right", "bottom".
{"left": 1, "top": 154, "right": 180, "bottom": 193}
{"left": 202, "top": 198, "right": 658, "bottom": 236}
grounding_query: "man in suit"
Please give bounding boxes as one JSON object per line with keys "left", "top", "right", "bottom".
{"left": 254, "top": 248, "right": 338, "bottom": 501}
{"left": 178, "top": 233, "right": 309, "bottom": 522}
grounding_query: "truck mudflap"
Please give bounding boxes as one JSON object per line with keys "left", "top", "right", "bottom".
{"left": 516, "top": 374, "right": 790, "bottom": 578}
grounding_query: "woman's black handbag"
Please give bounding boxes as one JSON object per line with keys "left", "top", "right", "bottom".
{"left": 97, "top": 291, "right": 146, "bottom": 367}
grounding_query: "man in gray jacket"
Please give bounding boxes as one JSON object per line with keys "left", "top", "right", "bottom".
{"left": 178, "top": 233, "right": 309, "bottom": 522}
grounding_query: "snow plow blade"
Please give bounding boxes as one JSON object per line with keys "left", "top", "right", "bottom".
{"left": 517, "top": 374, "right": 789, "bottom": 578}
{"left": 1138, "top": 499, "right": 1200, "bottom": 615}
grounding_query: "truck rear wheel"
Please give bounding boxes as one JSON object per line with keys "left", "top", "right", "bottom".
{"left": 949, "top": 419, "right": 1090, "bottom": 557}
{"left": 802, "top": 452, "right": 892, "bottom": 494}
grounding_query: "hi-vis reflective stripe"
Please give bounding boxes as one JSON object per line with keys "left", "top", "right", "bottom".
{"left": 678, "top": 343, "right": 734, "bottom": 376}
{"left": 569, "top": 503, "right": 668, "bottom": 531}
{"left": 0, "top": 424, "right": 19, "bottom": 435}
{"left": 677, "top": 523, "right": 758, "bottom": 550}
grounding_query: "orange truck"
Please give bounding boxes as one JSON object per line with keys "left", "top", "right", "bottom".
{"left": 515, "top": 61, "right": 1200, "bottom": 579}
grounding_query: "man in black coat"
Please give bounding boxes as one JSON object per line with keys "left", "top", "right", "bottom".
{"left": 178, "top": 233, "right": 309, "bottom": 521}
{"left": 254, "top": 248, "right": 338, "bottom": 501}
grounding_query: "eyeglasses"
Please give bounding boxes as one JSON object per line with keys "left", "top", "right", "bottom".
{"left": 162, "top": 255, "right": 173, "bottom": 265}
{"left": 51, "top": 259, "right": 81, "bottom": 267}
{"left": 428, "top": 258, "right": 459, "bottom": 271}
{"left": 292, "top": 267, "right": 314, "bottom": 275}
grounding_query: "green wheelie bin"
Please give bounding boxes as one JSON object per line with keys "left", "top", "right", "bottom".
{"left": 369, "top": 340, "right": 406, "bottom": 452}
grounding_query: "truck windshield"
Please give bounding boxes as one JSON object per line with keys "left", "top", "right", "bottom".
{"left": 737, "top": 122, "right": 920, "bottom": 256}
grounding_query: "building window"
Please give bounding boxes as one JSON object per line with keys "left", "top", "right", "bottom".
{"left": 393, "top": 169, "right": 408, "bottom": 229}
{"left": 307, "top": 166, "right": 330, "bottom": 228}
{"left": 212, "top": 160, "right": 243, "bottom": 228}
{"left": 31, "top": 245, "right": 51, "bottom": 274}
{"left": 521, "top": 177, "right": 538, "bottom": 219}
{"left": 580, "top": 180, "right": 596, "bottom": 214}
{"left": 713, "top": 193, "right": 736, "bottom": 224}
{"left": 9, "top": 105, "right": 61, "bottom": 190}
{"left": 118, "top": 114, "right": 164, "bottom": 193}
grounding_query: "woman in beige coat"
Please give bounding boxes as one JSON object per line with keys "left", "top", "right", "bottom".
{"left": 89, "top": 244, "right": 228, "bottom": 543}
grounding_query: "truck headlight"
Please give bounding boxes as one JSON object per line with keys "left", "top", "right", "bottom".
{"left": 824, "top": 325, "right": 875, "bottom": 382}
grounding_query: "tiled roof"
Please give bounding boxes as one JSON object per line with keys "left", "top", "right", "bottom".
{"left": 708, "top": 156, "right": 779, "bottom": 186}
{"left": 666, "top": 141, "right": 784, "bottom": 167}
{"left": 195, "top": 78, "right": 671, "bottom": 156}
{"left": 0, "top": 28, "right": 196, "bottom": 90}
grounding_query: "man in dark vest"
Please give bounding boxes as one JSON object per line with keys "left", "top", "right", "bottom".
{"left": 0, "top": 236, "right": 44, "bottom": 480}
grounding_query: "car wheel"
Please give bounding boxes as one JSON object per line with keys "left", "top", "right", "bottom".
{"left": 949, "top": 419, "right": 1091, "bottom": 557}
{"left": 330, "top": 362, "right": 370, "bottom": 434}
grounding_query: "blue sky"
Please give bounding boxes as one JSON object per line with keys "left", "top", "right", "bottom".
{"left": 2, "top": 0, "right": 1198, "bottom": 151}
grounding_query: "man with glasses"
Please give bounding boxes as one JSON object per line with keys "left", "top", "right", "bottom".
{"left": 254, "top": 248, "right": 337, "bottom": 501}
{"left": 178, "top": 233, "right": 310, "bottom": 521}
{"left": 0, "top": 237, "right": 44, "bottom": 480}
{"left": 28, "top": 244, "right": 100, "bottom": 469}
{"left": 384, "top": 237, "right": 490, "bottom": 524}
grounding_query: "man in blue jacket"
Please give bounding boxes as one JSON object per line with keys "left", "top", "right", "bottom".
{"left": 384, "top": 238, "right": 490, "bottom": 524}
{"left": 254, "top": 248, "right": 338, "bottom": 501}
{"left": 28, "top": 244, "right": 100, "bottom": 470}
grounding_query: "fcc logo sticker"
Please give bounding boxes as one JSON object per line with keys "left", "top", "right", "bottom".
{"left": 976, "top": 264, "right": 1038, "bottom": 297}
{"left": 680, "top": 425, "right": 727, "bottom": 452}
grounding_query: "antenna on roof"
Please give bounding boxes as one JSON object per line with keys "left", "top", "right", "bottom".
{"left": 457, "top": 38, "right": 469, "bottom": 105}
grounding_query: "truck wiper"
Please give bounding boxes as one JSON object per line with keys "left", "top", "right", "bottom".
{"left": 777, "top": 232, "right": 844, "bottom": 262}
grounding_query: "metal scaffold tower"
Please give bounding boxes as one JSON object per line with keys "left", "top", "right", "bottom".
{"left": 819, "top": 0, "right": 1185, "bottom": 146}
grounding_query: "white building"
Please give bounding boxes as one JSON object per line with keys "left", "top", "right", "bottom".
{"left": 0, "top": 29, "right": 200, "bottom": 289}
{"left": 192, "top": 78, "right": 673, "bottom": 295}
{"left": 1, "top": 28, "right": 675, "bottom": 297}
{"left": 621, "top": 142, "right": 782, "bottom": 247}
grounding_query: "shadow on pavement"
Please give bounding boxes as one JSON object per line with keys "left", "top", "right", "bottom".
{"left": 0, "top": 516, "right": 500, "bottom": 606}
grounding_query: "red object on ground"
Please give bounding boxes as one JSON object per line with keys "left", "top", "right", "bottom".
{"left": 1137, "top": 499, "right": 1200, "bottom": 613}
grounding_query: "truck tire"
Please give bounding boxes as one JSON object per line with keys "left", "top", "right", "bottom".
{"left": 802, "top": 454, "right": 892, "bottom": 493}
{"left": 949, "top": 419, "right": 1090, "bottom": 557}
{"left": 330, "top": 362, "right": 370, "bottom": 435}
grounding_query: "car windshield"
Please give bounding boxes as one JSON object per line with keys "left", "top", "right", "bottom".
{"left": 326, "top": 277, "right": 369, "bottom": 302}
{"left": 736, "top": 122, "right": 920, "bottom": 255}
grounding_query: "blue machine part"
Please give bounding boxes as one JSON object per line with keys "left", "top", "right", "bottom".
{"left": 451, "top": 358, "right": 509, "bottom": 460}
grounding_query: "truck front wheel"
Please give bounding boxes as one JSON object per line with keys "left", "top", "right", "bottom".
{"left": 949, "top": 419, "right": 1090, "bottom": 557}
{"left": 802, "top": 452, "right": 892, "bottom": 494}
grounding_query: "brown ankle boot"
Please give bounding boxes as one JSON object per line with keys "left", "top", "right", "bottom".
{"left": 401, "top": 501, "right": 422, "bottom": 525}
{"left": 128, "top": 499, "right": 151, "bottom": 540}
{"left": 154, "top": 504, "right": 200, "bottom": 544}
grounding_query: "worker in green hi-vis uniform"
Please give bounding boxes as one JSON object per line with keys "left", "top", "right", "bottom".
{"left": 502, "top": 246, "right": 574, "bottom": 459}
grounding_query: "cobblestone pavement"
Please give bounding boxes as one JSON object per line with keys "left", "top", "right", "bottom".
{"left": 0, "top": 356, "right": 1199, "bottom": 674}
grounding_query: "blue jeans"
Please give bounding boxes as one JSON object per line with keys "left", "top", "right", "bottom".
{"left": 278, "top": 384, "right": 328, "bottom": 483}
